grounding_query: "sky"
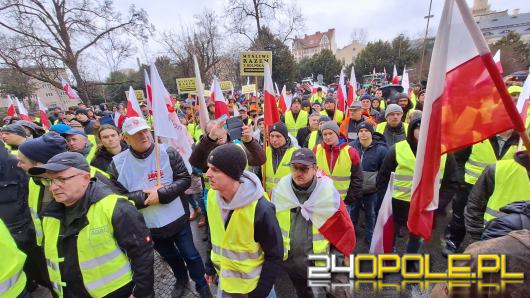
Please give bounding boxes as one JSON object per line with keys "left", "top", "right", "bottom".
{"left": 108, "top": 0, "right": 530, "bottom": 74}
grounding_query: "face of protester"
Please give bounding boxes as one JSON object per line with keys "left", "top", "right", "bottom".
{"left": 312, "top": 104, "right": 321, "bottom": 112}
{"left": 141, "top": 106, "right": 149, "bottom": 115}
{"left": 358, "top": 128, "right": 373, "bottom": 143}
{"left": 375, "top": 90, "right": 383, "bottom": 98}
{"left": 16, "top": 152, "right": 40, "bottom": 173}
{"left": 359, "top": 89, "right": 366, "bottom": 96}
{"left": 397, "top": 97, "right": 409, "bottom": 109}
{"left": 76, "top": 113, "right": 88, "bottom": 122}
{"left": 206, "top": 164, "right": 234, "bottom": 191}
{"left": 349, "top": 108, "right": 362, "bottom": 121}
{"left": 1, "top": 131, "right": 25, "bottom": 146}
{"left": 269, "top": 131, "right": 286, "bottom": 149}
{"left": 386, "top": 112, "right": 403, "bottom": 128}
{"left": 291, "top": 163, "right": 316, "bottom": 188}
{"left": 419, "top": 93, "right": 426, "bottom": 104}
{"left": 124, "top": 129, "right": 152, "bottom": 153}
{"left": 324, "top": 101, "right": 335, "bottom": 112}
{"left": 322, "top": 129, "right": 339, "bottom": 146}
{"left": 87, "top": 110, "right": 94, "bottom": 118}
{"left": 372, "top": 100, "right": 380, "bottom": 109}
{"left": 65, "top": 113, "right": 75, "bottom": 121}
{"left": 361, "top": 99, "right": 371, "bottom": 110}
{"left": 291, "top": 102, "right": 301, "bottom": 113}
{"left": 65, "top": 134, "right": 88, "bottom": 152}
{"left": 47, "top": 168, "right": 90, "bottom": 206}
{"left": 239, "top": 110, "right": 248, "bottom": 119}
{"left": 309, "top": 116, "right": 320, "bottom": 130}
{"left": 413, "top": 127, "right": 421, "bottom": 142}
{"left": 257, "top": 121, "right": 265, "bottom": 132}
{"left": 99, "top": 128, "right": 121, "bottom": 152}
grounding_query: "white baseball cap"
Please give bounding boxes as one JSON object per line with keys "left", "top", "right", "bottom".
{"left": 122, "top": 117, "right": 150, "bottom": 135}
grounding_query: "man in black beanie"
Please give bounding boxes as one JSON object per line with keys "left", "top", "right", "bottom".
{"left": 263, "top": 122, "right": 298, "bottom": 194}
{"left": 15, "top": 134, "right": 68, "bottom": 294}
{"left": 204, "top": 143, "right": 283, "bottom": 297}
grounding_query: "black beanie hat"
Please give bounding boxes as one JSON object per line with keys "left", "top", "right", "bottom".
{"left": 269, "top": 122, "right": 289, "bottom": 141}
{"left": 207, "top": 143, "right": 247, "bottom": 181}
{"left": 19, "top": 134, "right": 67, "bottom": 164}
{"left": 357, "top": 121, "right": 375, "bottom": 134}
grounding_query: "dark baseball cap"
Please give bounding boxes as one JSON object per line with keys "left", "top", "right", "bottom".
{"left": 29, "top": 152, "right": 90, "bottom": 175}
{"left": 288, "top": 148, "right": 316, "bottom": 166}
{"left": 61, "top": 128, "right": 87, "bottom": 137}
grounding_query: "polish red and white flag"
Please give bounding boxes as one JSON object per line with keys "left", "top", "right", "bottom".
{"left": 144, "top": 69, "right": 153, "bottom": 112}
{"left": 392, "top": 64, "right": 399, "bottom": 84}
{"left": 15, "top": 98, "right": 32, "bottom": 121}
{"left": 263, "top": 62, "right": 280, "bottom": 127}
{"left": 337, "top": 68, "right": 347, "bottom": 112}
{"left": 210, "top": 76, "right": 230, "bottom": 119}
{"left": 126, "top": 86, "right": 143, "bottom": 118}
{"left": 370, "top": 173, "right": 394, "bottom": 254}
{"left": 407, "top": 0, "right": 525, "bottom": 241}
{"left": 347, "top": 66, "right": 357, "bottom": 107}
{"left": 37, "top": 98, "right": 51, "bottom": 129}
{"left": 6, "top": 95, "right": 17, "bottom": 117}
{"left": 61, "top": 78, "right": 79, "bottom": 100}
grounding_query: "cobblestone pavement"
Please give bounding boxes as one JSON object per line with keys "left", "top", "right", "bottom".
{"left": 32, "top": 206, "right": 470, "bottom": 298}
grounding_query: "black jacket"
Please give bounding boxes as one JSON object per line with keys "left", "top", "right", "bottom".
{"left": 204, "top": 197, "right": 283, "bottom": 298}
{"left": 296, "top": 126, "right": 311, "bottom": 148}
{"left": 0, "top": 142, "right": 32, "bottom": 246}
{"left": 482, "top": 201, "right": 530, "bottom": 241}
{"left": 108, "top": 143, "right": 191, "bottom": 238}
{"left": 42, "top": 178, "right": 154, "bottom": 298}
{"left": 189, "top": 134, "right": 266, "bottom": 173}
{"left": 465, "top": 151, "right": 530, "bottom": 239}
{"left": 90, "top": 141, "right": 128, "bottom": 172}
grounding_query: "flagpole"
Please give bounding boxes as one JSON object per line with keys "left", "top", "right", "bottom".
{"left": 154, "top": 132, "right": 162, "bottom": 187}
{"left": 262, "top": 125, "right": 269, "bottom": 191}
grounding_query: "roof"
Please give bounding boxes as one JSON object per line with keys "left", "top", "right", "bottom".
{"left": 476, "top": 11, "right": 530, "bottom": 38}
{"left": 293, "top": 29, "right": 335, "bottom": 49}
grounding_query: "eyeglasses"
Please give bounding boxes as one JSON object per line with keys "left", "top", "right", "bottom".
{"left": 43, "top": 173, "right": 83, "bottom": 186}
{"left": 290, "top": 165, "right": 312, "bottom": 173}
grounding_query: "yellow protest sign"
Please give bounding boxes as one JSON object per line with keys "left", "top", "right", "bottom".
{"left": 220, "top": 81, "right": 234, "bottom": 92}
{"left": 176, "top": 78, "right": 197, "bottom": 94}
{"left": 242, "top": 84, "right": 256, "bottom": 94}
{"left": 240, "top": 51, "right": 272, "bottom": 76}
{"left": 124, "top": 90, "right": 146, "bottom": 101}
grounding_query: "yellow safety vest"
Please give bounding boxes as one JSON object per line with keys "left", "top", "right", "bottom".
{"left": 284, "top": 110, "right": 308, "bottom": 136}
{"left": 307, "top": 130, "right": 319, "bottom": 150}
{"left": 28, "top": 178, "right": 44, "bottom": 246}
{"left": 464, "top": 140, "right": 517, "bottom": 185}
{"left": 42, "top": 194, "right": 133, "bottom": 298}
{"left": 393, "top": 141, "right": 446, "bottom": 202}
{"left": 484, "top": 159, "right": 530, "bottom": 222}
{"left": 86, "top": 135, "right": 97, "bottom": 164}
{"left": 375, "top": 122, "right": 409, "bottom": 136}
{"left": 0, "top": 219, "right": 27, "bottom": 298}
{"left": 264, "top": 146, "right": 296, "bottom": 194}
{"left": 187, "top": 123, "right": 203, "bottom": 143}
{"left": 315, "top": 144, "right": 352, "bottom": 199}
{"left": 207, "top": 190, "right": 264, "bottom": 295}
{"left": 320, "top": 110, "right": 344, "bottom": 125}
{"left": 310, "top": 93, "right": 324, "bottom": 104}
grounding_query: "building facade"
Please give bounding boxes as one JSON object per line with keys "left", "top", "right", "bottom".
{"left": 292, "top": 29, "right": 337, "bottom": 62}
{"left": 472, "top": 0, "right": 530, "bottom": 44}
{"left": 335, "top": 41, "right": 366, "bottom": 65}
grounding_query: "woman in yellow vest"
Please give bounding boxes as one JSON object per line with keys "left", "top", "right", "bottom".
{"left": 29, "top": 152, "right": 154, "bottom": 298}
{"left": 204, "top": 144, "right": 282, "bottom": 297}
{"left": 0, "top": 218, "right": 27, "bottom": 298}
{"left": 314, "top": 121, "right": 363, "bottom": 203}
{"left": 465, "top": 150, "right": 530, "bottom": 241}
{"left": 443, "top": 129, "right": 520, "bottom": 255}
{"left": 376, "top": 114, "right": 458, "bottom": 254}
{"left": 264, "top": 122, "right": 298, "bottom": 194}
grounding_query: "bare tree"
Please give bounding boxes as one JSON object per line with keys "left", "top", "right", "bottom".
{"left": 225, "top": 0, "right": 304, "bottom": 48}
{"left": 0, "top": 0, "right": 151, "bottom": 104}
{"left": 97, "top": 36, "right": 137, "bottom": 73}
{"left": 350, "top": 28, "right": 368, "bottom": 44}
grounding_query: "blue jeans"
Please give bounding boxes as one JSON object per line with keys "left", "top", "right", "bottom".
{"left": 152, "top": 223, "right": 208, "bottom": 292}
{"left": 349, "top": 193, "right": 377, "bottom": 244}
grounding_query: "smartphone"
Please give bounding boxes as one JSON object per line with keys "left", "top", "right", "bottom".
{"left": 226, "top": 117, "right": 244, "bottom": 141}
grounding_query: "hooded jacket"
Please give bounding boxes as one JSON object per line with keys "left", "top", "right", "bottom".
{"left": 482, "top": 201, "right": 530, "bottom": 240}
{"left": 204, "top": 172, "right": 283, "bottom": 298}
{"left": 42, "top": 177, "right": 154, "bottom": 298}
{"left": 313, "top": 139, "right": 363, "bottom": 204}
{"left": 350, "top": 132, "right": 389, "bottom": 173}
{"left": 90, "top": 141, "right": 128, "bottom": 172}
{"left": 465, "top": 151, "right": 530, "bottom": 239}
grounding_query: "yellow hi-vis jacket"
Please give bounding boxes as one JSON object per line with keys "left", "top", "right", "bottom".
{"left": 0, "top": 219, "right": 27, "bottom": 298}
{"left": 464, "top": 140, "right": 517, "bottom": 185}
{"left": 315, "top": 144, "right": 352, "bottom": 200}
{"left": 264, "top": 146, "right": 296, "bottom": 194}
{"left": 284, "top": 110, "right": 308, "bottom": 137}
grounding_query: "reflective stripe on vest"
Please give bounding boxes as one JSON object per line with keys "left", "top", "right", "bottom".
{"left": 28, "top": 178, "right": 44, "bottom": 246}
{"left": 393, "top": 141, "right": 446, "bottom": 202}
{"left": 320, "top": 110, "right": 344, "bottom": 124}
{"left": 0, "top": 219, "right": 27, "bottom": 297}
{"left": 207, "top": 189, "right": 264, "bottom": 294}
{"left": 90, "top": 166, "right": 111, "bottom": 178}
{"left": 42, "top": 195, "right": 133, "bottom": 297}
{"left": 285, "top": 110, "right": 308, "bottom": 136}
{"left": 315, "top": 144, "right": 352, "bottom": 200}
{"left": 265, "top": 146, "right": 296, "bottom": 194}
{"left": 464, "top": 140, "right": 517, "bottom": 185}
{"left": 375, "top": 122, "right": 409, "bottom": 136}
{"left": 86, "top": 135, "right": 97, "bottom": 164}
{"left": 484, "top": 159, "right": 530, "bottom": 222}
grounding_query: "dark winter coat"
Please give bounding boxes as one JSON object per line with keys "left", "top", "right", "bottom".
{"left": 42, "top": 178, "right": 154, "bottom": 298}
{"left": 90, "top": 141, "right": 128, "bottom": 172}
{"left": 482, "top": 201, "right": 530, "bottom": 240}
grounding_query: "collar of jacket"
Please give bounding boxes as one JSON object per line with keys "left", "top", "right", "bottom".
{"left": 322, "top": 138, "right": 348, "bottom": 152}
{"left": 42, "top": 178, "right": 115, "bottom": 220}
{"left": 129, "top": 143, "right": 155, "bottom": 159}
{"left": 97, "top": 141, "right": 128, "bottom": 158}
